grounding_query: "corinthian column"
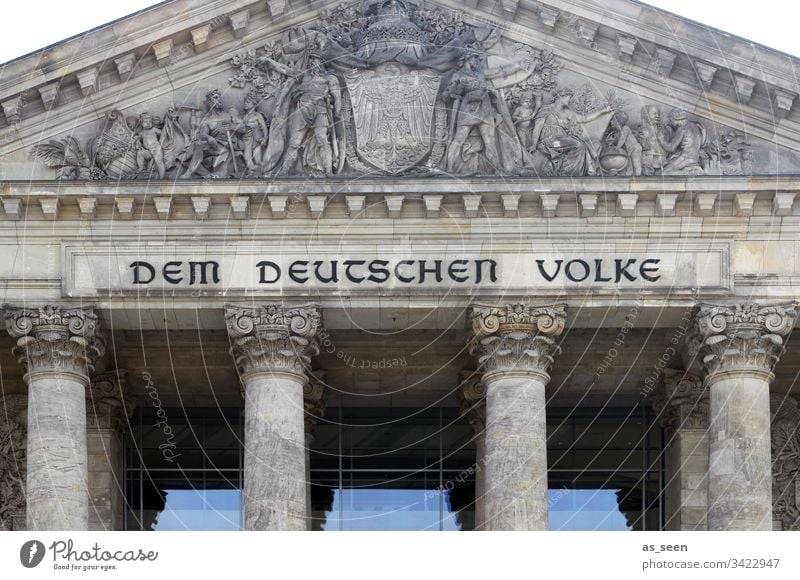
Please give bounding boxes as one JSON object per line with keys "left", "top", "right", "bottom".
{"left": 692, "top": 303, "right": 797, "bottom": 530}
{"left": 225, "top": 304, "right": 320, "bottom": 531}
{"left": 4, "top": 305, "right": 105, "bottom": 531}
{"left": 458, "top": 370, "right": 486, "bottom": 530}
{"left": 469, "top": 303, "right": 566, "bottom": 531}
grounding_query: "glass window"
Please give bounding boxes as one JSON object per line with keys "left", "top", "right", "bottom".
{"left": 124, "top": 403, "right": 663, "bottom": 531}
{"left": 124, "top": 407, "right": 242, "bottom": 531}
{"left": 546, "top": 406, "right": 663, "bottom": 530}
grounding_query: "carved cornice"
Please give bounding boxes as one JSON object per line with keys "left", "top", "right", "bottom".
{"left": 0, "top": 394, "right": 27, "bottom": 531}
{"left": 469, "top": 303, "right": 566, "bottom": 377}
{"left": 225, "top": 303, "right": 320, "bottom": 379}
{"left": 87, "top": 370, "right": 133, "bottom": 432}
{"left": 458, "top": 370, "right": 486, "bottom": 434}
{"left": 770, "top": 394, "right": 800, "bottom": 531}
{"left": 690, "top": 303, "right": 797, "bottom": 380}
{"left": 303, "top": 370, "right": 326, "bottom": 439}
{"left": 652, "top": 369, "right": 708, "bottom": 434}
{"left": 3, "top": 304, "right": 105, "bottom": 378}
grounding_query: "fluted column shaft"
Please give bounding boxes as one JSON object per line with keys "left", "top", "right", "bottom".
{"left": 469, "top": 304, "right": 565, "bottom": 531}
{"left": 4, "top": 305, "right": 104, "bottom": 531}
{"left": 692, "top": 303, "right": 797, "bottom": 531}
{"left": 226, "top": 304, "right": 320, "bottom": 531}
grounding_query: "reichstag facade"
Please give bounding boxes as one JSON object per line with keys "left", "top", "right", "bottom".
{"left": 1, "top": 0, "right": 800, "bottom": 532}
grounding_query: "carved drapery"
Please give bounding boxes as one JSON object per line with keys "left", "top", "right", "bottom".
{"left": 87, "top": 370, "right": 133, "bottom": 432}
{"left": 0, "top": 394, "right": 27, "bottom": 531}
{"left": 653, "top": 369, "right": 708, "bottom": 435}
{"left": 771, "top": 394, "right": 800, "bottom": 531}
{"left": 4, "top": 305, "right": 105, "bottom": 377}
{"left": 225, "top": 304, "right": 320, "bottom": 378}
{"left": 691, "top": 303, "right": 797, "bottom": 379}
{"left": 469, "top": 304, "right": 566, "bottom": 376}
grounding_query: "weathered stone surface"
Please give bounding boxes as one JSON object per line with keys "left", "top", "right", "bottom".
{"left": 0, "top": 394, "right": 27, "bottom": 530}
{"left": 4, "top": 305, "right": 105, "bottom": 531}
{"left": 469, "top": 303, "right": 565, "bottom": 530}
{"left": 86, "top": 371, "right": 131, "bottom": 531}
{"left": 692, "top": 303, "right": 797, "bottom": 531}
{"left": 654, "top": 370, "right": 708, "bottom": 530}
{"left": 226, "top": 304, "right": 320, "bottom": 531}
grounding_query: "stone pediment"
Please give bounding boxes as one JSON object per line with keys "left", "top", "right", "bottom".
{"left": 2, "top": 0, "right": 800, "bottom": 181}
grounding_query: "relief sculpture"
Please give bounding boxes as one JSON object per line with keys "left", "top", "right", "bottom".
{"left": 28, "top": 0, "right": 754, "bottom": 180}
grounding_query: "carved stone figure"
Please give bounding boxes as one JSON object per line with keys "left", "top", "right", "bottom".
{"left": 637, "top": 105, "right": 669, "bottom": 176}
{"left": 260, "top": 52, "right": 343, "bottom": 177}
{"left": 599, "top": 111, "right": 643, "bottom": 176}
{"left": 531, "top": 88, "right": 615, "bottom": 176}
{"left": 179, "top": 90, "right": 241, "bottom": 178}
{"left": 134, "top": 113, "right": 167, "bottom": 179}
{"left": 238, "top": 93, "right": 268, "bottom": 176}
{"left": 660, "top": 108, "right": 707, "bottom": 176}
{"left": 443, "top": 52, "right": 522, "bottom": 174}
{"left": 26, "top": 2, "right": 759, "bottom": 180}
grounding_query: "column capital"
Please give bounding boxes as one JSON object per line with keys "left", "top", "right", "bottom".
{"left": 469, "top": 303, "right": 566, "bottom": 378}
{"left": 653, "top": 369, "right": 708, "bottom": 434}
{"left": 87, "top": 370, "right": 133, "bottom": 432}
{"left": 690, "top": 302, "right": 797, "bottom": 380}
{"left": 3, "top": 304, "right": 105, "bottom": 379}
{"left": 225, "top": 303, "right": 320, "bottom": 379}
{"left": 458, "top": 370, "right": 486, "bottom": 433}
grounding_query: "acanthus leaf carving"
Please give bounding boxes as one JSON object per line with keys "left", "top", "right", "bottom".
{"left": 87, "top": 370, "right": 133, "bottom": 432}
{"left": 303, "top": 369, "right": 327, "bottom": 439}
{"left": 652, "top": 368, "right": 708, "bottom": 434}
{"left": 3, "top": 305, "right": 105, "bottom": 377}
{"left": 225, "top": 304, "right": 320, "bottom": 378}
{"left": 469, "top": 303, "right": 566, "bottom": 376}
{"left": 458, "top": 369, "right": 486, "bottom": 433}
{"left": 691, "top": 303, "right": 798, "bottom": 378}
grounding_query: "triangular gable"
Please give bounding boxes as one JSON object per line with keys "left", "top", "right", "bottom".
{"left": 2, "top": 0, "right": 800, "bottom": 180}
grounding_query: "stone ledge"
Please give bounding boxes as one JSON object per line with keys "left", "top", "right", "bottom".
{"left": 0, "top": 179, "right": 799, "bottom": 222}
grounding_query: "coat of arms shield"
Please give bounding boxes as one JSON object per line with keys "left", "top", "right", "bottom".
{"left": 344, "top": 64, "right": 440, "bottom": 174}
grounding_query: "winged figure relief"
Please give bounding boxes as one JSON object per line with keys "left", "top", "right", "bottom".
{"left": 29, "top": 136, "right": 98, "bottom": 180}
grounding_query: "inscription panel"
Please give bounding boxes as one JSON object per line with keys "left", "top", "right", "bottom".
{"left": 62, "top": 241, "right": 731, "bottom": 297}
